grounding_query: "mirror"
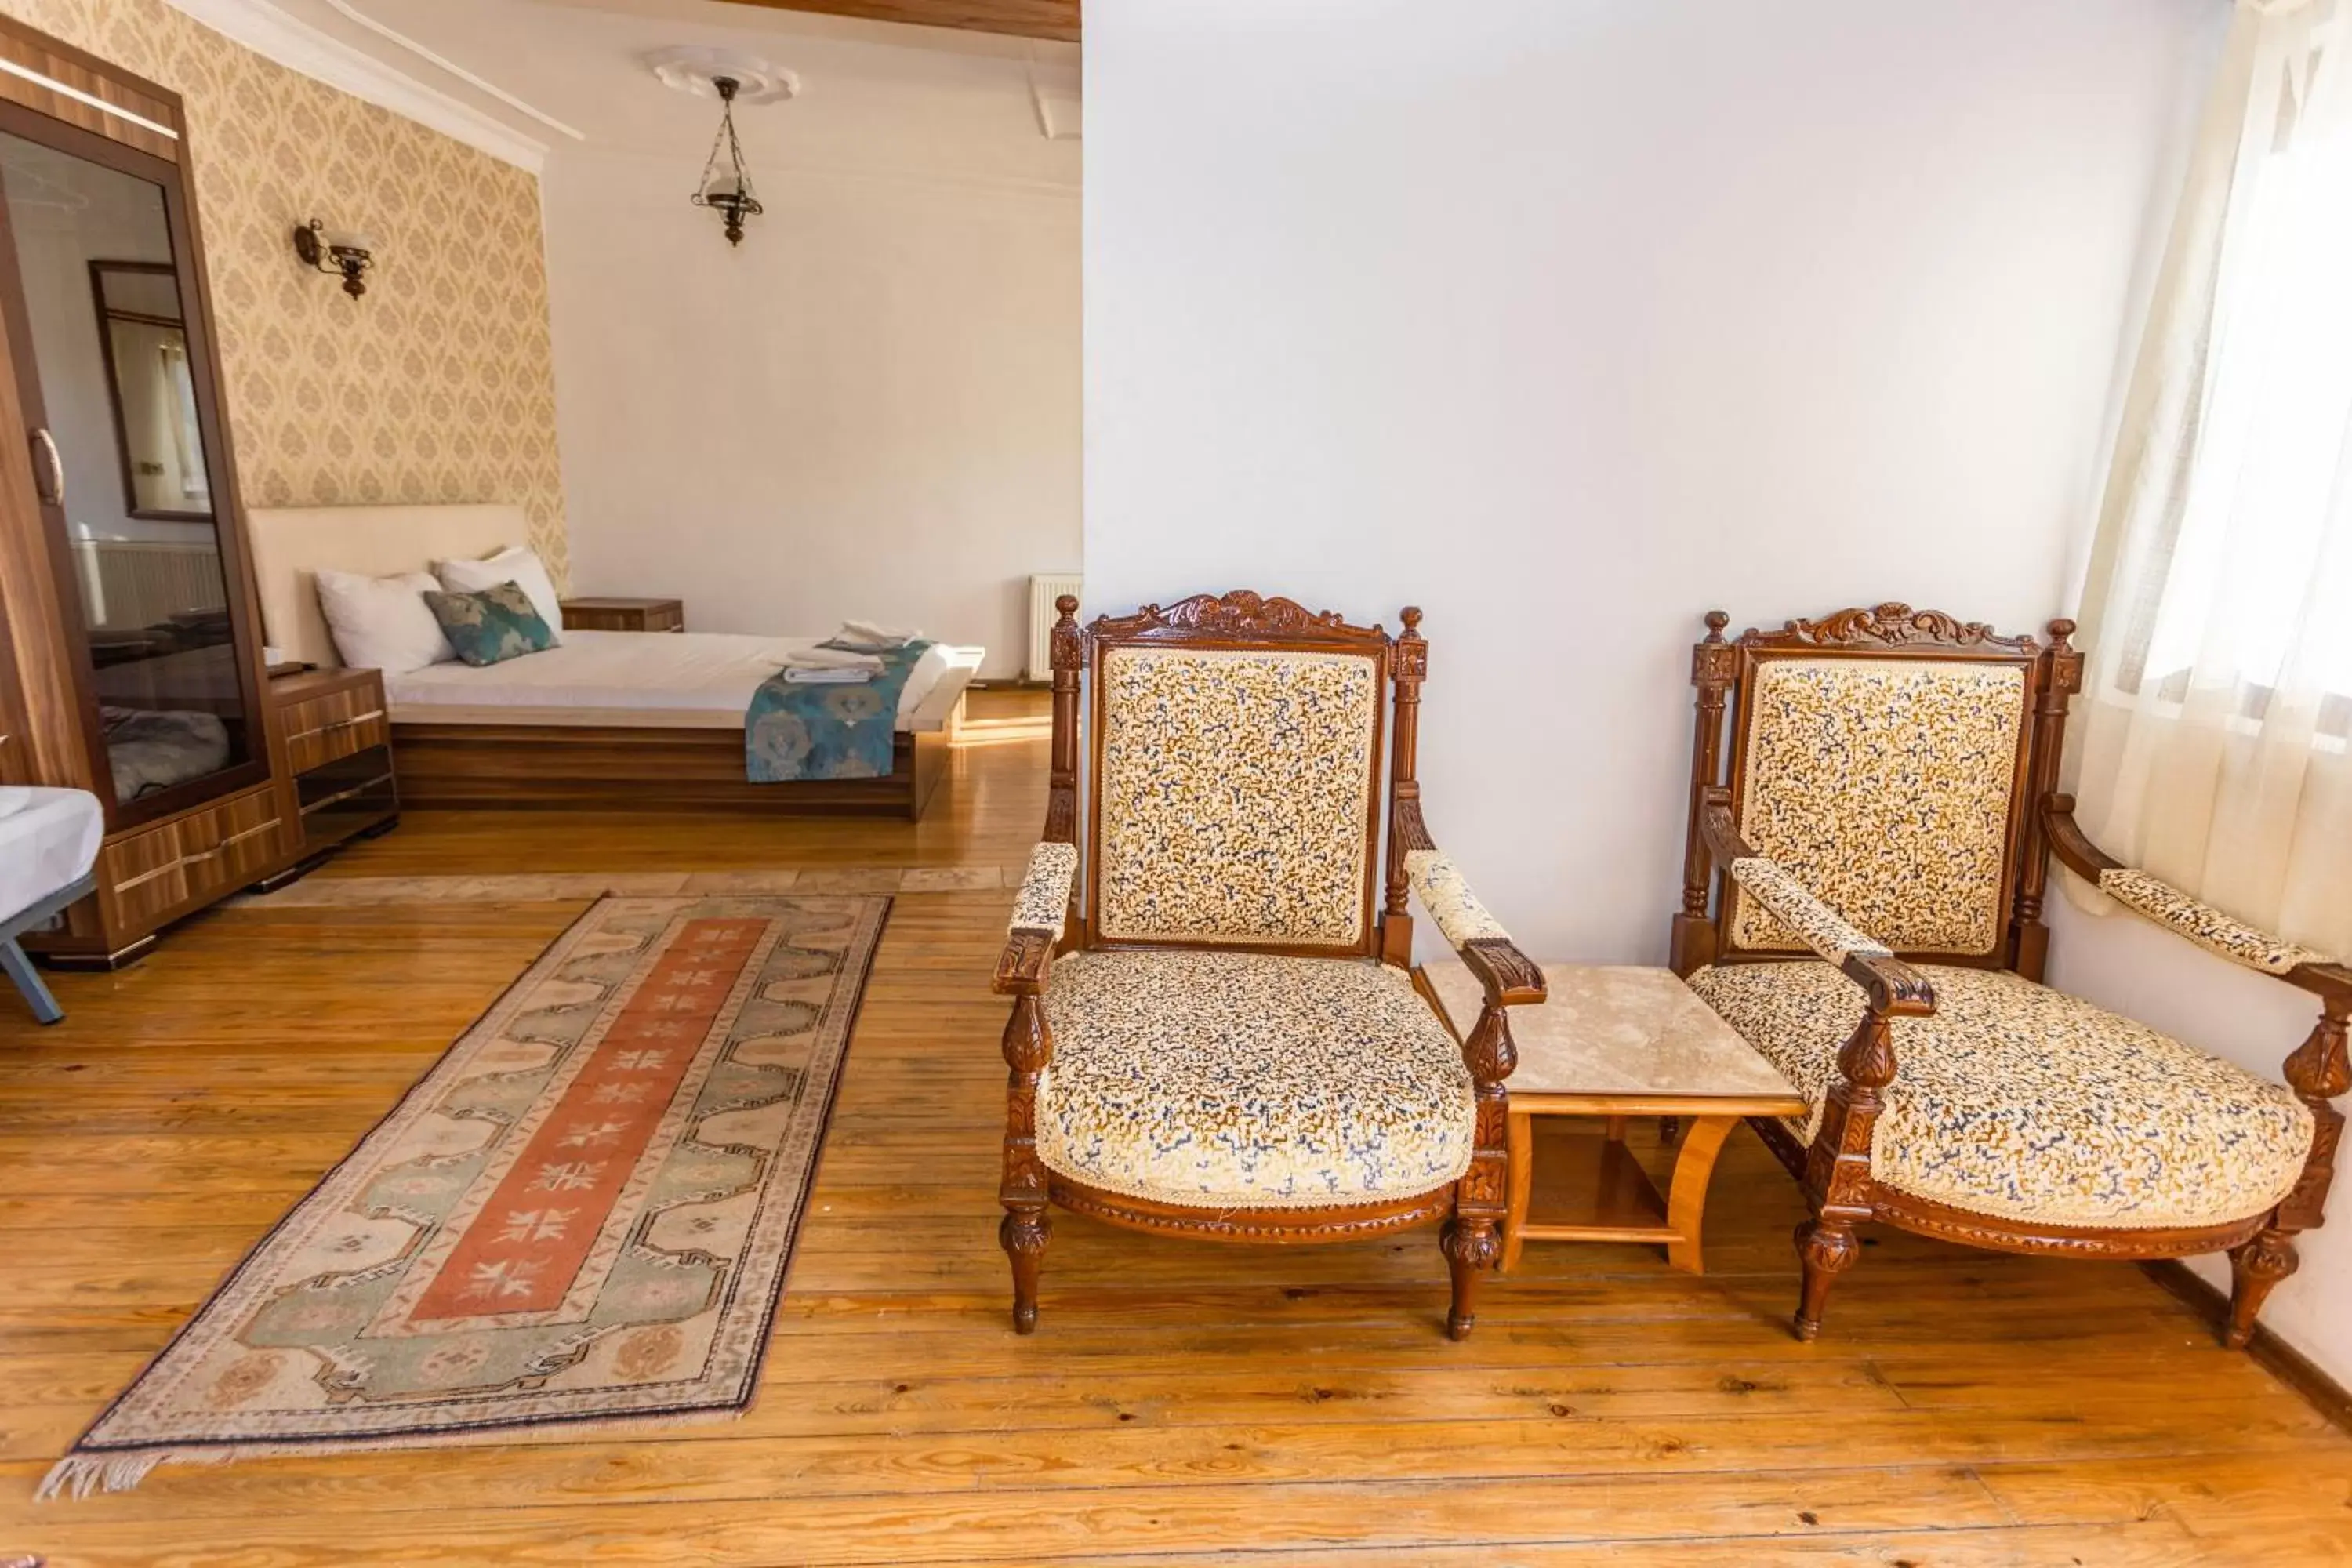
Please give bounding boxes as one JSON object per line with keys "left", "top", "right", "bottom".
{"left": 92, "top": 260, "right": 210, "bottom": 519}
{"left": 0, "top": 129, "right": 249, "bottom": 808}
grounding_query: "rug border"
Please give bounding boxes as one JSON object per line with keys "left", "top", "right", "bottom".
{"left": 49, "top": 892, "right": 891, "bottom": 1483}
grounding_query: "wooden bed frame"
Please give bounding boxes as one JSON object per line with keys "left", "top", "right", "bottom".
{"left": 391, "top": 720, "right": 950, "bottom": 817}
{"left": 247, "top": 504, "right": 966, "bottom": 820}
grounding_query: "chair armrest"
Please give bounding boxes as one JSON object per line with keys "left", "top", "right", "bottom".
{"left": 2043, "top": 796, "right": 2350, "bottom": 1003}
{"left": 2098, "top": 867, "right": 2337, "bottom": 978}
{"left": 1727, "top": 856, "right": 1889, "bottom": 964}
{"left": 1401, "top": 848, "right": 1545, "bottom": 1007}
{"left": 994, "top": 841, "right": 1077, "bottom": 996}
{"left": 1697, "top": 792, "right": 1933, "bottom": 1019}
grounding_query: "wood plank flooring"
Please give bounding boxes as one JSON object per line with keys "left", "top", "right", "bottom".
{"left": 2, "top": 690, "right": 2349, "bottom": 1564}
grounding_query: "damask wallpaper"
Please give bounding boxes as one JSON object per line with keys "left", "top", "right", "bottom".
{"left": 0, "top": 0, "right": 568, "bottom": 576}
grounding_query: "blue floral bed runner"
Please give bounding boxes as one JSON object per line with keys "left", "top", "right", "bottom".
{"left": 745, "top": 641, "right": 935, "bottom": 782}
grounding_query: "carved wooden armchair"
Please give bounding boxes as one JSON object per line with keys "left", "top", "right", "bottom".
{"left": 1671, "top": 604, "right": 2347, "bottom": 1345}
{"left": 993, "top": 591, "right": 1544, "bottom": 1338}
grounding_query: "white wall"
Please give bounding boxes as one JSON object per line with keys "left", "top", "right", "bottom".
{"left": 1086, "top": 0, "right": 2220, "bottom": 955}
{"left": 1084, "top": 0, "right": 2352, "bottom": 1369}
{"left": 545, "top": 129, "right": 1079, "bottom": 677}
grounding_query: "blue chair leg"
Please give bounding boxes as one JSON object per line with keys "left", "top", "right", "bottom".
{"left": 1, "top": 937, "right": 62, "bottom": 1025}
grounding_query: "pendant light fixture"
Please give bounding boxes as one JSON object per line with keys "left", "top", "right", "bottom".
{"left": 691, "top": 77, "right": 760, "bottom": 248}
{"left": 646, "top": 46, "right": 799, "bottom": 252}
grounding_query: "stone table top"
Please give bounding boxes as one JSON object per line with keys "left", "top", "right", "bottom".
{"left": 1418, "top": 962, "right": 1805, "bottom": 1110}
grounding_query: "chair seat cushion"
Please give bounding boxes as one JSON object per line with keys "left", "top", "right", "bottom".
{"left": 1686, "top": 961, "right": 2313, "bottom": 1229}
{"left": 1037, "top": 949, "right": 1475, "bottom": 1208}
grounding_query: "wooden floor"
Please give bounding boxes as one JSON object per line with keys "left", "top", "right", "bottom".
{"left": 3, "top": 688, "right": 2350, "bottom": 1565}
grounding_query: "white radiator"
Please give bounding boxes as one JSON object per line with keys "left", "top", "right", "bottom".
{"left": 1026, "top": 572, "right": 1082, "bottom": 681}
{"left": 71, "top": 539, "right": 227, "bottom": 630}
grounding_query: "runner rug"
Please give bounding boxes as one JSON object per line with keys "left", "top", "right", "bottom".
{"left": 44, "top": 894, "right": 889, "bottom": 1499}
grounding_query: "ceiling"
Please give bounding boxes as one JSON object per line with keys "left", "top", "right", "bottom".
{"left": 225, "top": 0, "right": 1080, "bottom": 181}
{"left": 711, "top": 0, "right": 1076, "bottom": 43}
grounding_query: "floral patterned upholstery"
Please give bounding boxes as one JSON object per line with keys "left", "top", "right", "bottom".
{"left": 1403, "top": 849, "right": 1508, "bottom": 949}
{"left": 1093, "top": 647, "right": 1379, "bottom": 947}
{"left": 1036, "top": 949, "right": 1474, "bottom": 1207}
{"left": 1728, "top": 857, "right": 1891, "bottom": 964}
{"left": 1730, "top": 658, "right": 2027, "bottom": 957}
{"left": 1687, "top": 960, "right": 2313, "bottom": 1229}
{"left": 2098, "top": 868, "right": 2336, "bottom": 977}
{"left": 1010, "top": 842, "right": 1080, "bottom": 942}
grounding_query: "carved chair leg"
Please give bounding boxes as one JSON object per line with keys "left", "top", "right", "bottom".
{"left": 999, "top": 1202, "right": 1051, "bottom": 1334}
{"left": 1441, "top": 1215, "right": 1498, "bottom": 1341}
{"left": 2223, "top": 1011, "right": 2349, "bottom": 1349}
{"left": 2225, "top": 1229, "right": 2297, "bottom": 1350}
{"left": 1792, "top": 1215, "right": 1861, "bottom": 1342}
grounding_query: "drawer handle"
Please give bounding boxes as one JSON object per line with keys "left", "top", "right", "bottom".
{"left": 182, "top": 819, "right": 280, "bottom": 867}
{"left": 290, "top": 710, "right": 386, "bottom": 744}
{"left": 112, "top": 858, "right": 183, "bottom": 895}
{"left": 299, "top": 773, "right": 396, "bottom": 815}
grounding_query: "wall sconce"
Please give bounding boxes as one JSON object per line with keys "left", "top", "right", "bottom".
{"left": 292, "top": 218, "right": 375, "bottom": 300}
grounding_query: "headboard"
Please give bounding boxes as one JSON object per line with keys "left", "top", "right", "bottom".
{"left": 245, "top": 503, "right": 532, "bottom": 668}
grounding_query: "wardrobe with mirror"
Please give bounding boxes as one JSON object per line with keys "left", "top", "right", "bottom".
{"left": 0, "top": 17, "right": 286, "bottom": 967}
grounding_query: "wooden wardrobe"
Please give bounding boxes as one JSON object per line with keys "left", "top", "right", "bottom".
{"left": 0, "top": 18, "right": 288, "bottom": 967}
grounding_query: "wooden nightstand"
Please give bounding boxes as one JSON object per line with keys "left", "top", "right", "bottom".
{"left": 561, "top": 597, "right": 684, "bottom": 633}
{"left": 266, "top": 666, "right": 398, "bottom": 885}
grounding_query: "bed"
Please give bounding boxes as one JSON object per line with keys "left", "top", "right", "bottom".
{"left": 0, "top": 786, "right": 103, "bottom": 1022}
{"left": 246, "top": 503, "right": 979, "bottom": 818}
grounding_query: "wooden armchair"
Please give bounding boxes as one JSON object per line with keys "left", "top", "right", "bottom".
{"left": 1669, "top": 604, "right": 2346, "bottom": 1345}
{"left": 993, "top": 591, "right": 1544, "bottom": 1338}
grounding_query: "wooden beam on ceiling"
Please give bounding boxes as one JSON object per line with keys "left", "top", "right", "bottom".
{"left": 710, "top": 0, "right": 1078, "bottom": 43}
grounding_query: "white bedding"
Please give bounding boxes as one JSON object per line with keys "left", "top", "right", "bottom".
{"left": 383, "top": 631, "right": 978, "bottom": 731}
{"left": 0, "top": 787, "right": 103, "bottom": 926}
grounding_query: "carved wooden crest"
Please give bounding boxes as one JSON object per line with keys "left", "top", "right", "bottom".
{"left": 1089, "top": 590, "right": 1388, "bottom": 647}
{"left": 1756, "top": 603, "right": 2040, "bottom": 657}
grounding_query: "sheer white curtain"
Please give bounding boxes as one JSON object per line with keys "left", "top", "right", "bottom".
{"left": 2070, "top": 0, "right": 2352, "bottom": 958}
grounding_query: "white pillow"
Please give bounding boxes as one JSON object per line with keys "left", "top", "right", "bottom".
{"left": 434, "top": 545, "right": 563, "bottom": 644}
{"left": 313, "top": 568, "right": 455, "bottom": 674}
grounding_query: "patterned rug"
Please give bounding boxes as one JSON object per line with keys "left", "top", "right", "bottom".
{"left": 44, "top": 895, "right": 888, "bottom": 1499}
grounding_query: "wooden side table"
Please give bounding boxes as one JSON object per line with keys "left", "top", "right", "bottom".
{"left": 1419, "top": 963, "right": 1806, "bottom": 1276}
{"left": 261, "top": 666, "right": 398, "bottom": 890}
{"left": 560, "top": 597, "right": 684, "bottom": 633}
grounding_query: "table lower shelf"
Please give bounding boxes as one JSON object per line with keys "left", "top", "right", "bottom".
{"left": 1517, "top": 1122, "right": 1678, "bottom": 1243}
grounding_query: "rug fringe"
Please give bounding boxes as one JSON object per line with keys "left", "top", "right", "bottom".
{"left": 37, "top": 1450, "right": 170, "bottom": 1501}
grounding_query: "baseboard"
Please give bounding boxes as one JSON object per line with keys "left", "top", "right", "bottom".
{"left": 2140, "top": 1260, "right": 2352, "bottom": 1434}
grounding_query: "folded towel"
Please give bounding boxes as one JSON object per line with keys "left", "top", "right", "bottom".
{"left": 781, "top": 645, "right": 885, "bottom": 673}
{"left": 827, "top": 619, "right": 923, "bottom": 652}
{"left": 782, "top": 666, "right": 875, "bottom": 684}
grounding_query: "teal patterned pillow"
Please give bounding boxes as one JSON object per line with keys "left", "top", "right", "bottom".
{"left": 420, "top": 579, "right": 556, "bottom": 666}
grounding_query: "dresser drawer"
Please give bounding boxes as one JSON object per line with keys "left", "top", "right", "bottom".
{"left": 97, "top": 816, "right": 191, "bottom": 933}
{"left": 179, "top": 789, "right": 285, "bottom": 902}
{"left": 96, "top": 786, "right": 285, "bottom": 933}
{"left": 284, "top": 685, "right": 389, "bottom": 773}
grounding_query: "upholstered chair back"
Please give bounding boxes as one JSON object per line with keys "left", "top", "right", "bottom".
{"left": 1708, "top": 607, "right": 2055, "bottom": 967}
{"left": 1077, "top": 593, "right": 1395, "bottom": 957}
